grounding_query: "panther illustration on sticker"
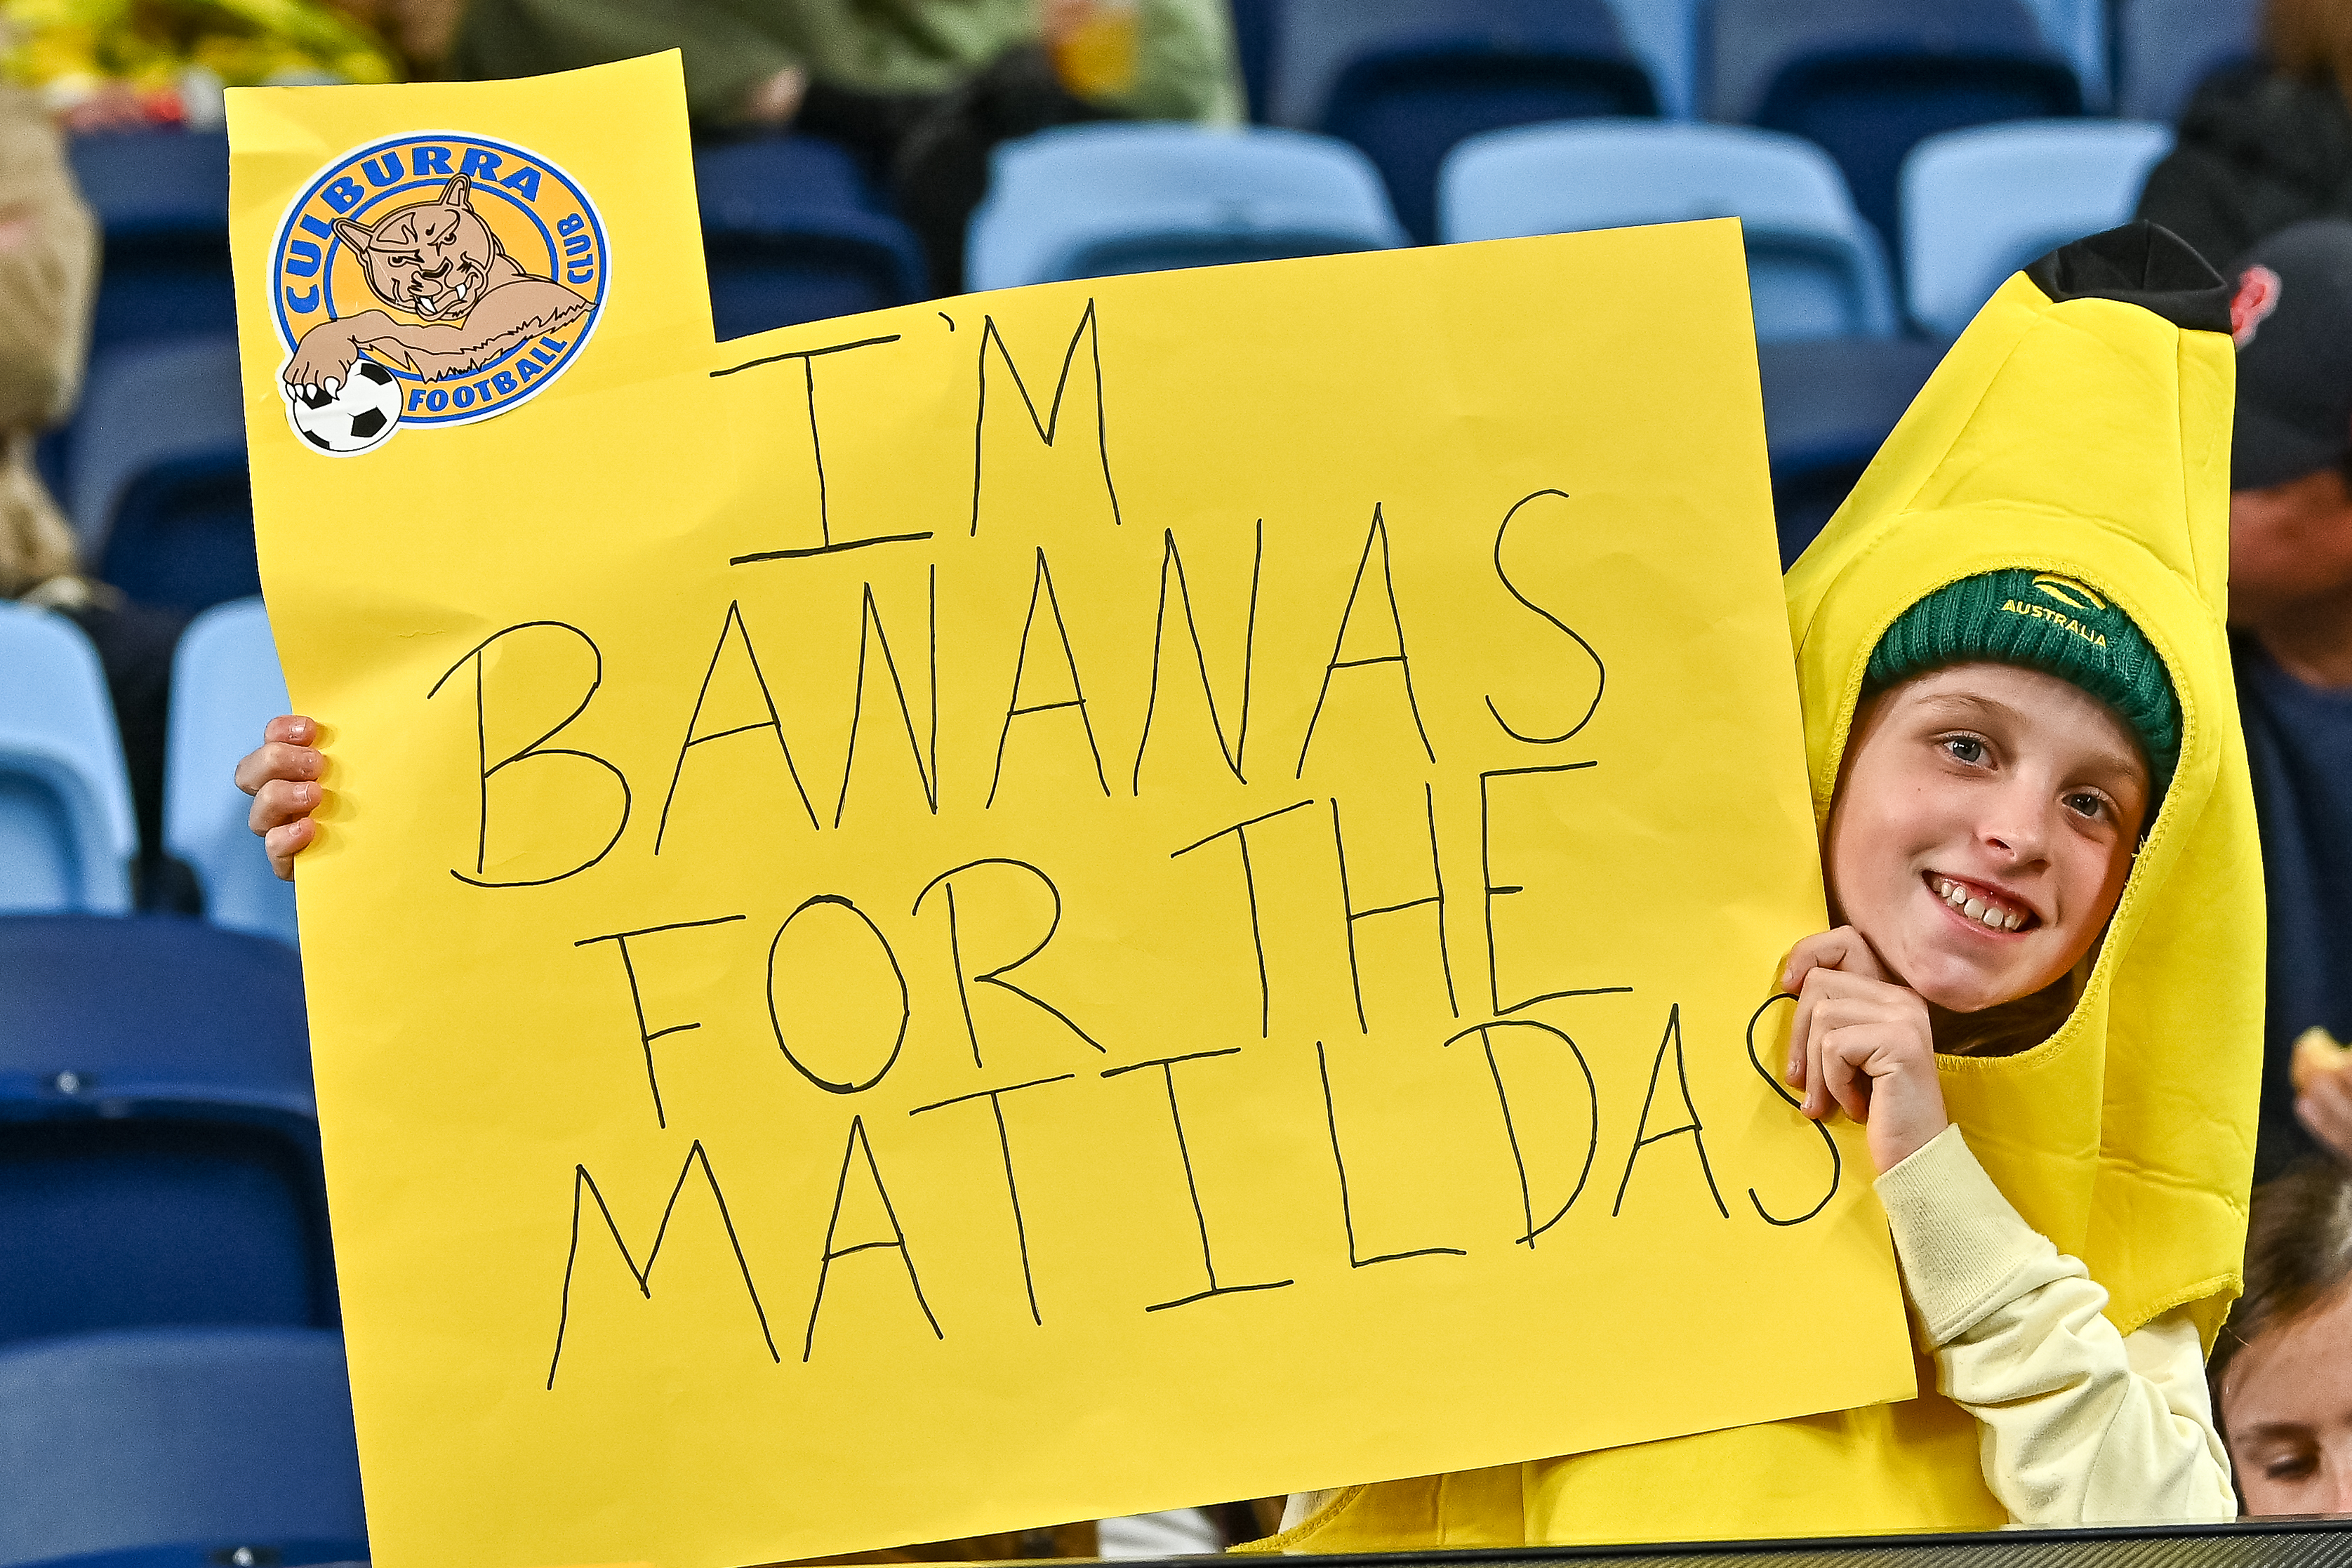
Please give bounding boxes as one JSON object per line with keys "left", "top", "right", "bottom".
{"left": 270, "top": 132, "right": 607, "bottom": 456}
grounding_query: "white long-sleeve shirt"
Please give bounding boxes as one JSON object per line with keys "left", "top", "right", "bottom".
{"left": 1280, "top": 1123, "right": 2233, "bottom": 1539}
{"left": 1875, "top": 1123, "right": 2234, "bottom": 1524}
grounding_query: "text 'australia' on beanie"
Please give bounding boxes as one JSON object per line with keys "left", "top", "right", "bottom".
{"left": 1864, "top": 568, "right": 2182, "bottom": 799}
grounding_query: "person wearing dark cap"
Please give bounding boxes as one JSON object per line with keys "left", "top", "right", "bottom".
{"left": 2221, "top": 218, "right": 2352, "bottom": 1180}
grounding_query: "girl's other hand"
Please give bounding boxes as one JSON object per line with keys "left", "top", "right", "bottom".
{"left": 234, "top": 715, "right": 326, "bottom": 882}
{"left": 1781, "top": 927, "right": 1950, "bottom": 1174}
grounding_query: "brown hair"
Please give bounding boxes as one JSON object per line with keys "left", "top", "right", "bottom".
{"left": 2268, "top": 0, "right": 2352, "bottom": 91}
{"left": 2211, "top": 1161, "right": 2352, "bottom": 1444}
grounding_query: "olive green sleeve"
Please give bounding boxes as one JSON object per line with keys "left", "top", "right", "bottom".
{"left": 449, "top": 0, "right": 804, "bottom": 126}
{"left": 1120, "top": 0, "right": 1244, "bottom": 124}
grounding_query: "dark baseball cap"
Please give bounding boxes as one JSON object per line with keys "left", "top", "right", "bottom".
{"left": 2229, "top": 219, "right": 2352, "bottom": 491}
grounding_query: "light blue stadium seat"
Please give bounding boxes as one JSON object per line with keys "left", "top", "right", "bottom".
{"left": 1902, "top": 120, "right": 2175, "bottom": 340}
{"left": 168, "top": 599, "right": 297, "bottom": 947}
{"left": 1439, "top": 121, "right": 1898, "bottom": 340}
{"left": 0, "top": 603, "right": 135, "bottom": 914}
{"left": 2118, "top": 0, "right": 2259, "bottom": 125}
{"left": 0, "top": 1327, "right": 364, "bottom": 1568}
{"left": 966, "top": 124, "right": 1406, "bottom": 292}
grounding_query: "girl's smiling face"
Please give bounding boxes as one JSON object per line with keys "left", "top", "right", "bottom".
{"left": 1823, "top": 662, "right": 2151, "bottom": 1015}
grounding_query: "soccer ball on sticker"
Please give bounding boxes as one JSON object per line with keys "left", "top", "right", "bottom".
{"left": 285, "top": 357, "right": 401, "bottom": 456}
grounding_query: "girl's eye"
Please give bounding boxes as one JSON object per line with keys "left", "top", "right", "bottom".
{"left": 2064, "top": 792, "right": 2109, "bottom": 823}
{"left": 2266, "top": 1454, "right": 2318, "bottom": 1481}
{"left": 1942, "top": 736, "right": 1986, "bottom": 765}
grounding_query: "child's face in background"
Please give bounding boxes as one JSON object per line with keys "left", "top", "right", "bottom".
{"left": 2224, "top": 1283, "right": 2352, "bottom": 1515}
{"left": 1823, "top": 663, "right": 2149, "bottom": 1015}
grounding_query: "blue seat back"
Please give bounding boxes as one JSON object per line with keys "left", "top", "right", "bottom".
{"left": 2018, "top": 0, "right": 2111, "bottom": 109}
{"left": 98, "top": 450, "right": 257, "bottom": 616}
{"left": 1276, "top": 0, "right": 1657, "bottom": 243}
{"left": 67, "top": 337, "right": 244, "bottom": 562}
{"left": 0, "top": 912, "right": 326, "bottom": 1343}
{"left": 0, "top": 1327, "right": 364, "bottom": 1568}
{"left": 66, "top": 132, "right": 233, "bottom": 356}
{"left": 166, "top": 599, "right": 297, "bottom": 947}
{"left": 0, "top": 605, "right": 135, "bottom": 914}
{"left": 693, "top": 135, "right": 924, "bottom": 338}
{"left": 2117, "top": 0, "right": 2259, "bottom": 124}
{"left": 1231, "top": 0, "right": 1284, "bottom": 117}
{"left": 1440, "top": 121, "right": 1897, "bottom": 340}
{"left": 967, "top": 124, "right": 1405, "bottom": 291}
{"left": 1757, "top": 337, "right": 1941, "bottom": 565}
{"left": 1903, "top": 120, "right": 2174, "bottom": 338}
{"left": 1607, "top": 0, "right": 1702, "bottom": 117}
{"left": 1710, "top": 0, "right": 2082, "bottom": 252}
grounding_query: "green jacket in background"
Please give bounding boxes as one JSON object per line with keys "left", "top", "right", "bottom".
{"left": 451, "top": 0, "right": 1241, "bottom": 128}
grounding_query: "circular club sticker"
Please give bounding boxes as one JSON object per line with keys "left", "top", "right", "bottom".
{"left": 268, "top": 131, "right": 608, "bottom": 456}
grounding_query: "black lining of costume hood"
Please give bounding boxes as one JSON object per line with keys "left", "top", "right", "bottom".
{"left": 2024, "top": 221, "right": 2232, "bottom": 333}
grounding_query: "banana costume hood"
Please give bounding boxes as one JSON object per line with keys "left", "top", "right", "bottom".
{"left": 1257, "top": 223, "right": 2264, "bottom": 1548}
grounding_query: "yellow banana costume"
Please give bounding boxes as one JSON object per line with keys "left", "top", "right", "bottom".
{"left": 1253, "top": 224, "right": 2265, "bottom": 1549}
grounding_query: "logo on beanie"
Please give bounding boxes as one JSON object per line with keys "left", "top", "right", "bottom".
{"left": 2002, "top": 575, "right": 2111, "bottom": 650}
{"left": 2031, "top": 574, "right": 2106, "bottom": 613}
{"left": 267, "top": 132, "right": 608, "bottom": 456}
{"left": 2232, "top": 264, "right": 2282, "bottom": 348}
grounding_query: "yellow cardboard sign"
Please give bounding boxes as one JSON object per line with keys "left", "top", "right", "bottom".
{"left": 228, "top": 54, "right": 1914, "bottom": 1568}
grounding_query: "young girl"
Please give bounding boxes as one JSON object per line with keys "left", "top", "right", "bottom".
{"left": 2210, "top": 1159, "right": 2352, "bottom": 1515}
{"left": 239, "top": 224, "right": 2265, "bottom": 1546}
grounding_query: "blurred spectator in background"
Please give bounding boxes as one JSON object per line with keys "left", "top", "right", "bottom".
{"left": 0, "top": 0, "right": 455, "bottom": 130}
{"left": 2139, "top": 0, "right": 2352, "bottom": 269}
{"left": 449, "top": 0, "right": 1243, "bottom": 293}
{"left": 0, "top": 82, "right": 185, "bottom": 901}
{"left": 2212, "top": 1160, "right": 2352, "bottom": 1513}
{"left": 2219, "top": 218, "right": 2352, "bottom": 1178}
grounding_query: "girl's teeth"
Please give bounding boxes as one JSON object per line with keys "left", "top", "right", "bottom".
{"left": 1965, "top": 898, "right": 1986, "bottom": 918}
{"left": 1980, "top": 905, "right": 2003, "bottom": 929}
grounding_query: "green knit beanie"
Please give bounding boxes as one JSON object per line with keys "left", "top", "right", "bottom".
{"left": 1865, "top": 569, "right": 2181, "bottom": 798}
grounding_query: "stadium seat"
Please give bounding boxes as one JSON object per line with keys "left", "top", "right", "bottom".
{"left": 67, "top": 131, "right": 234, "bottom": 355}
{"left": 2019, "top": 0, "right": 2111, "bottom": 110}
{"left": 65, "top": 336, "right": 256, "bottom": 613}
{"left": 1708, "top": 0, "right": 2082, "bottom": 255}
{"left": 1903, "top": 120, "right": 2174, "bottom": 340}
{"left": 1231, "top": 0, "right": 1282, "bottom": 119}
{"left": 2116, "top": 0, "right": 2259, "bottom": 125}
{"left": 167, "top": 599, "right": 297, "bottom": 948}
{"left": 96, "top": 450, "right": 258, "bottom": 616}
{"left": 1607, "top": 0, "right": 1701, "bottom": 117}
{"left": 1440, "top": 121, "right": 1898, "bottom": 340}
{"left": 693, "top": 135, "right": 925, "bottom": 338}
{"left": 67, "top": 337, "right": 243, "bottom": 557}
{"left": 0, "top": 1327, "right": 364, "bottom": 1568}
{"left": 0, "top": 911, "right": 328, "bottom": 1345}
{"left": 1273, "top": 0, "right": 1658, "bottom": 244}
{"left": 0, "top": 604, "right": 135, "bottom": 915}
{"left": 1758, "top": 337, "right": 1941, "bottom": 566}
{"left": 966, "top": 124, "right": 1405, "bottom": 292}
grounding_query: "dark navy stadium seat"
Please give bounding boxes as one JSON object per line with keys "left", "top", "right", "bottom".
{"left": 66, "top": 131, "right": 233, "bottom": 355}
{"left": 1709, "top": 0, "right": 2081, "bottom": 256}
{"left": 0, "top": 1327, "right": 365, "bottom": 1568}
{"left": 693, "top": 135, "right": 924, "bottom": 335}
{"left": 1276, "top": 0, "right": 1657, "bottom": 244}
{"left": 1758, "top": 338, "right": 1941, "bottom": 566}
{"left": 0, "top": 914, "right": 331, "bottom": 1346}
{"left": 97, "top": 449, "right": 257, "bottom": 616}
{"left": 1231, "top": 0, "right": 1284, "bottom": 119}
